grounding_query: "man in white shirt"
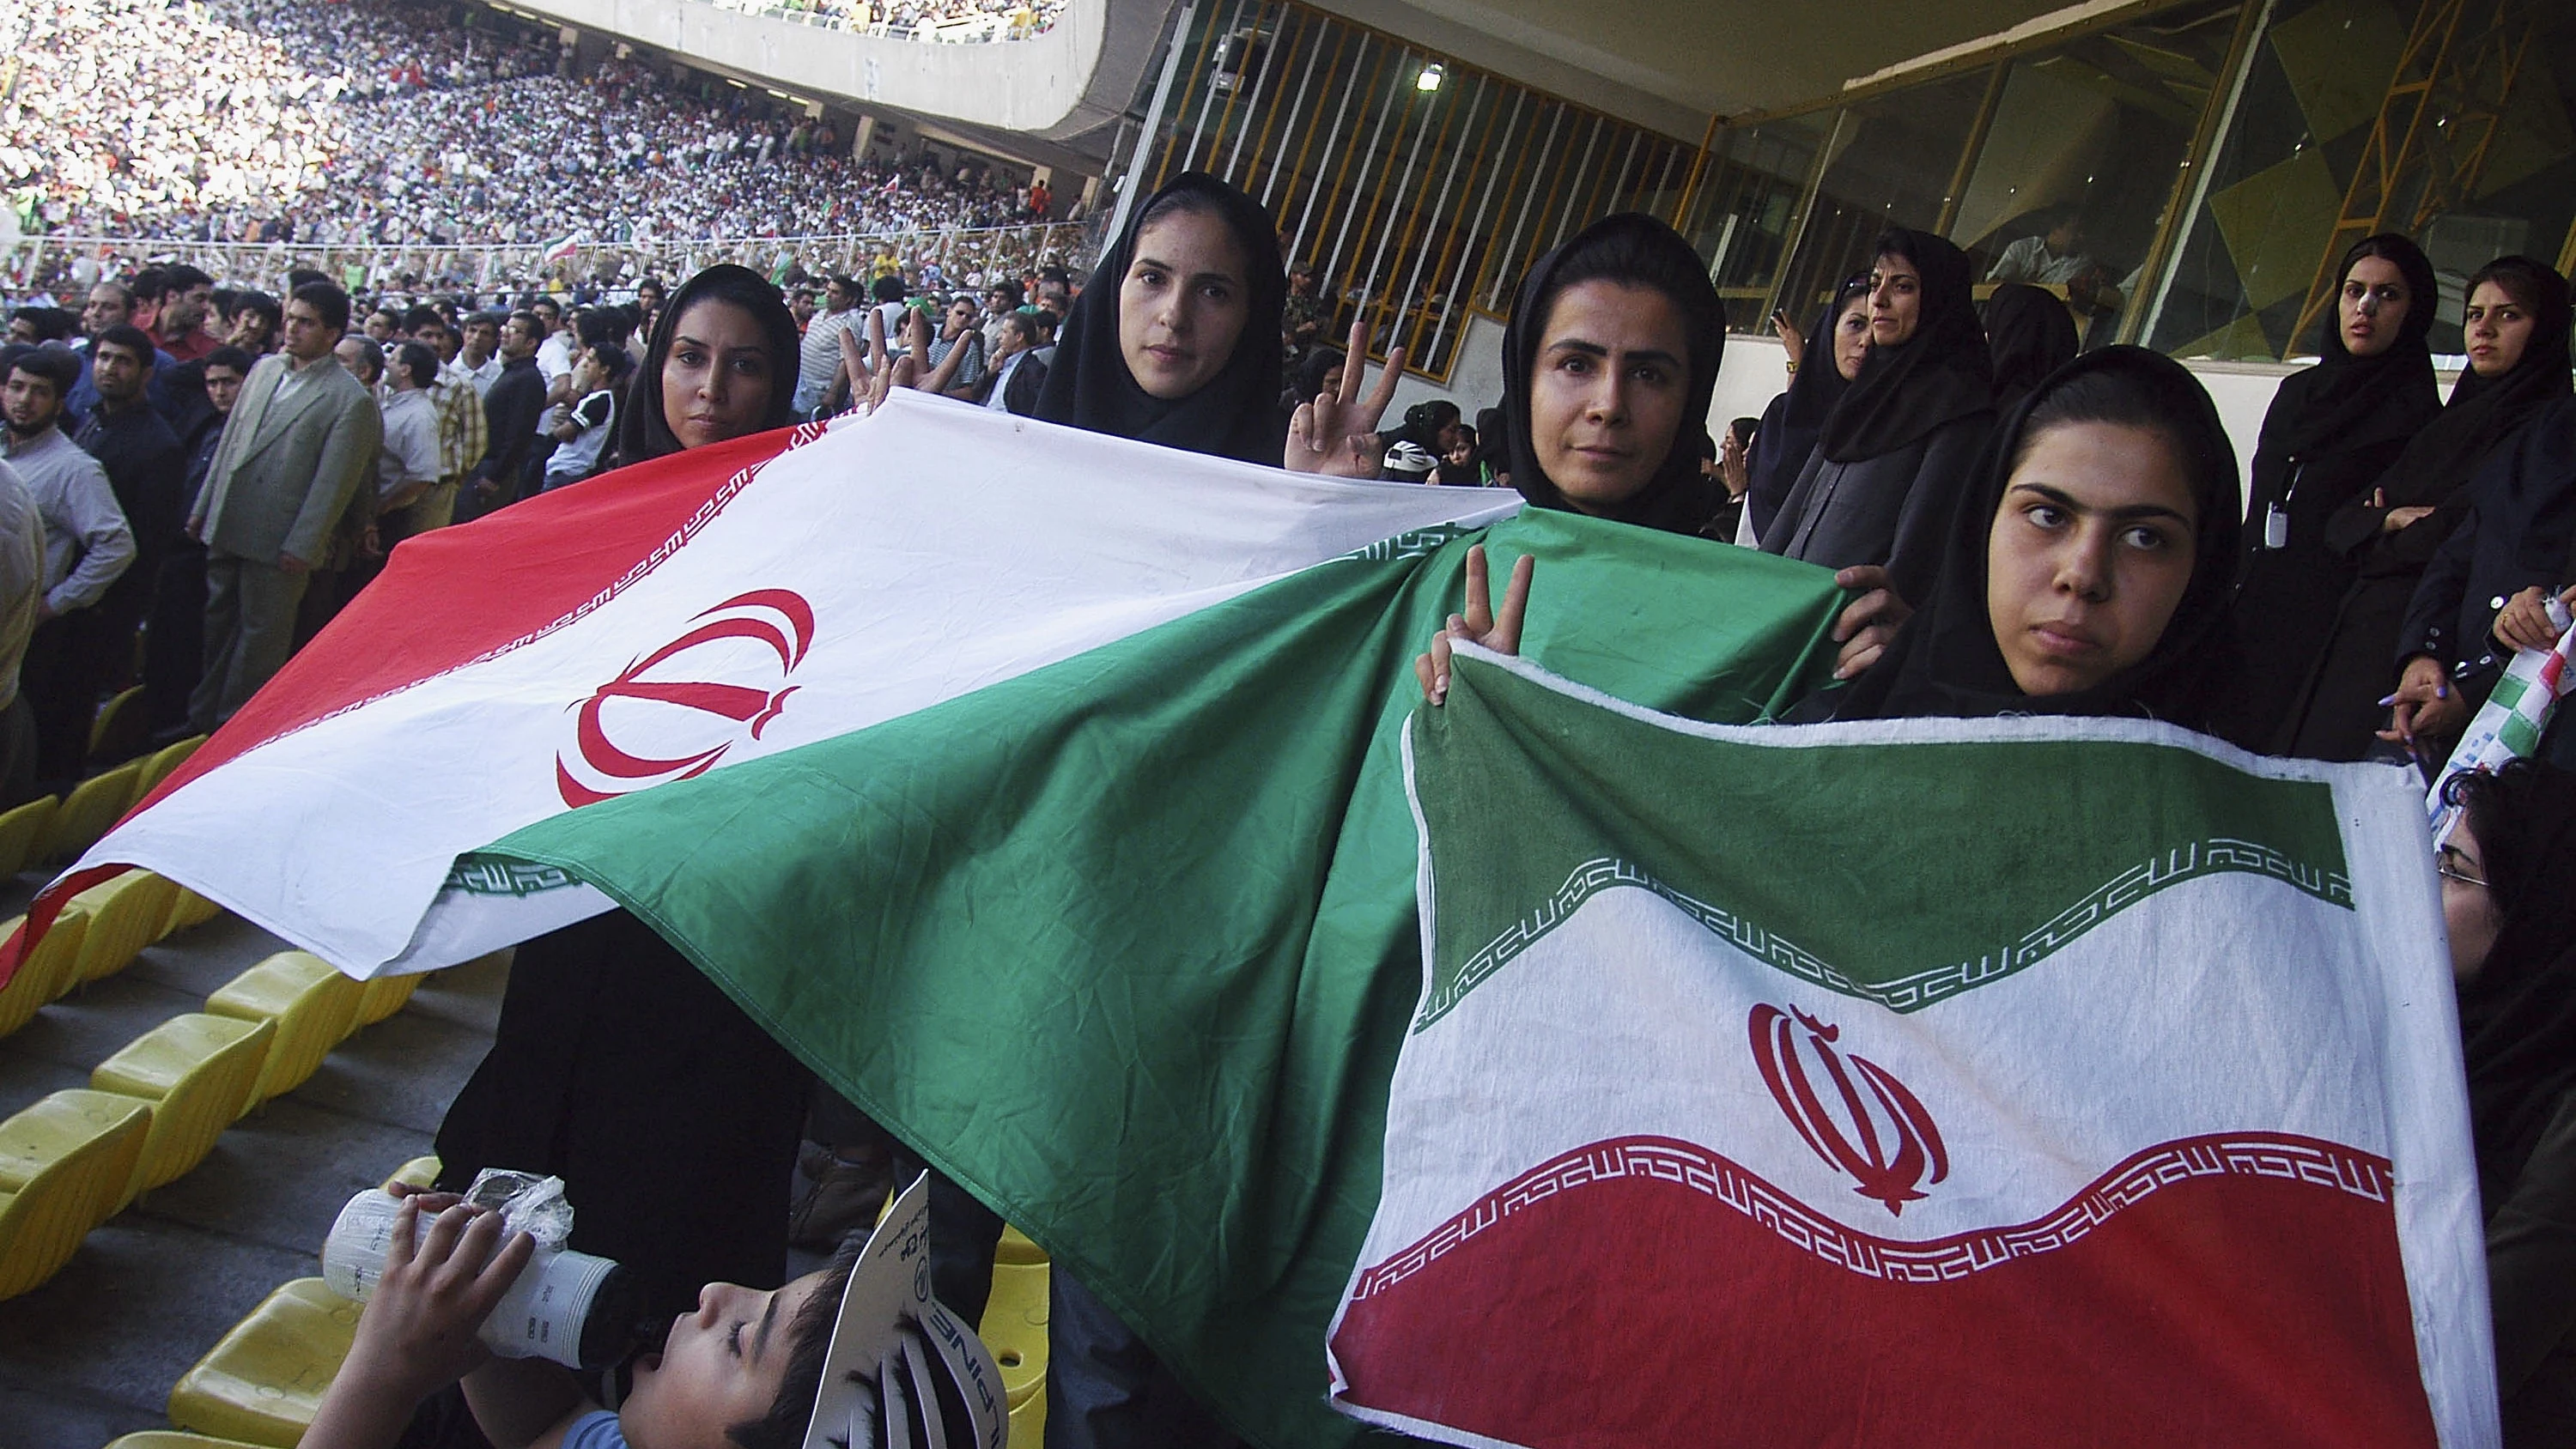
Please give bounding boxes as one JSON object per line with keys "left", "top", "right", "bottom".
{"left": 793, "top": 276, "right": 862, "bottom": 417}
{"left": 4, "top": 347, "right": 135, "bottom": 785}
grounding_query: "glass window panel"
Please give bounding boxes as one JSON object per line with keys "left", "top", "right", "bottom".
{"left": 1771, "top": 70, "right": 1992, "bottom": 328}
{"left": 1690, "top": 110, "right": 1838, "bottom": 328}
{"left": 1957, "top": 0, "right": 2244, "bottom": 349}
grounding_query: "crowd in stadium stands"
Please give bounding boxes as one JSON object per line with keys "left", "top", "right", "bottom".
{"left": 1, "top": 0, "right": 1062, "bottom": 245}
{"left": 3, "top": 0, "right": 2576, "bottom": 1437}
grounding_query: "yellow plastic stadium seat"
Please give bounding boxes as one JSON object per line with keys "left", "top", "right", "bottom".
{"left": 996, "top": 1222, "right": 1049, "bottom": 1264}
{"left": 87, "top": 685, "right": 148, "bottom": 768}
{"left": 166, "top": 1276, "right": 360, "bottom": 1447}
{"left": 0, "top": 909, "right": 87, "bottom": 1037}
{"left": 91, "top": 1013, "right": 275, "bottom": 1209}
{"left": 103, "top": 1434, "right": 274, "bottom": 1449}
{"left": 132, "top": 733, "right": 207, "bottom": 802}
{"left": 163, "top": 886, "right": 228, "bottom": 937}
{"left": 0, "top": 1088, "right": 151, "bottom": 1300}
{"left": 384, "top": 1155, "right": 440, "bottom": 1191}
{"left": 206, "top": 953, "right": 363, "bottom": 1110}
{"left": 982, "top": 1258, "right": 1050, "bottom": 1412}
{"left": 0, "top": 792, "right": 58, "bottom": 878}
{"left": 42, "top": 761, "right": 145, "bottom": 864}
{"left": 1007, "top": 1375, "right": 1047, "bottom": 1449}
{"left": 352, "top": 971, "right": 420, "bottom": 1027}
{"left": 68, "top": 870, "right": 179, "bottom": 985}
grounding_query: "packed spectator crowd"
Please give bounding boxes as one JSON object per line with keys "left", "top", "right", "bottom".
{"left": 2, "top": 0, "right": 1063, "bottom": 248}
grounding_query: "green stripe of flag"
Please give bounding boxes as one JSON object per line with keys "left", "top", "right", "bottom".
{"left": 1415, "top": 652, "right": 2348, "bottom": 1028}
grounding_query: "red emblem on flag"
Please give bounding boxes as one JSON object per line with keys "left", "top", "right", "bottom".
{"left": 556, "top": 590, "right": 816, "bottom": 807}
{"left": 1749, "top": 1003, "right": 1948, "bottom": 1217}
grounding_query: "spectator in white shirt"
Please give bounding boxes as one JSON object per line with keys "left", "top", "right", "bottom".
{"left": 793, "top": 276, "right": 863, "bottom": 417}
{"left": 376, "top": 342, "right": 444, "bottom": 524}
{"left": 544, "top": 345, "right": 630, "bottom": 490}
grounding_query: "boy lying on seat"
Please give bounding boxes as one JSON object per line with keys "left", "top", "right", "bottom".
{"left": 302, "top": 1175, "right": 1001, "bottom": 1449}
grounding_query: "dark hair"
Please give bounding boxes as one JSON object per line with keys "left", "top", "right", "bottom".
{"left": 467, "top": 310, "right": 506, "bottom": 330}
{"left": 9, "top": 346, "right": 80, "bottom": 397}
{"left": 1728, "top": 416, "right": 1759, "bottom": 446}
{"left": 402, "top": 304, "right": 446, "bottom": 335}
{"left": 291, "top": 281, "right": 353, "bottom": 335}
{"left": 132, "top": 265, "right": 168, "bottom": 302}
{"left": 828, "top": 274, "right": 861, "bottom": 299}
{"left": 620, "top": 264, "right": 799, "bottom": 465}
{"left": 202, "top": 345, "right": 255, "bottom": 378}
{"left": 593, "top": 343, "right": 635, "bottom": 386}
{"left": 1535, "top": 221, "right": 1725, "bottom": 388}
{"left": 987, "top": 279, "right": 1025, "bottom": 307}
{"left": 576, "top": 308, "right": 629, "bottom": 354}
{"left": 871, "top": 275, "right": 908, "bottom": 305}
{"left": 999, "top": 312, "right": 1038, "bottom": 346}
{"left": 163, "top": 264, "right": 213, "bottom": 294}
{"left": 2447, "top": 764, "right": 2550, "bottom": 925}
{"left": 722, "top": 1234, "right": 866, "bottom": 1449}
{"left": 2464, "top": 255, "right": 2566, "bottom": 325}
{"left": 284, "top": 268, "right": 330, "bottom": 294}
{"left": 234, "top": 291, "right": 281, "bottom": 331}
{"left": 92, "top": 323, "right": 157, "bottom": 365}
{"left": 11, "top": 306, "right": 76, "bottom": 343}
{"left": 392, "top": 341, "right": 440, "bottom": 390}
{"left": 2011, "top": 358, "right": 2230, "bottom": 499}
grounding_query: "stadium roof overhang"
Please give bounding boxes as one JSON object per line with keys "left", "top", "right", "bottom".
{"left": 1304, "top": 0, "right": 2120, "bottom": 137}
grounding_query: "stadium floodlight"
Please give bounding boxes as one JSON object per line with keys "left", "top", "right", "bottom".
{"left": 1416, "top": 64, "right": 1443, "bottom": 93}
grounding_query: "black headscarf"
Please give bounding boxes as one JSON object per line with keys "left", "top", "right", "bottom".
{"left": 1819, "top": 228, "right": 1993, "bottom": 464}
{"left": 617, "top": 264, "right": 801, "bottom": 467}
{"left": 1034, "top": 172, "right": 1285, "bottom": 465}
{"left": 1820, "top": 347, "right": 2241, "bottom": 725}
{"left": 1747, "top": 276, "right": 1868, "bottom": 538}
{"left": 1499, "top": 213, "right": 1727, "bottom": 536}
{"left": 1984, "top": 282, "right": 2079, "bottom": 416}
{"left": 2451, "top": 761, "right": 2576, "bottom": 1214}
{"left": 2385, "top": 257, "right": 2573, "bottom": 517}
{"left": 2259, "top": 234, "right": 2440, "bottom": 465}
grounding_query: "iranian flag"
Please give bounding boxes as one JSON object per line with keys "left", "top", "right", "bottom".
{"left": 1327, "top": 646, "right": 2492, "bottom": 1448}
{"left": 11, "top": 390, "right": 1552, "bottom": 974}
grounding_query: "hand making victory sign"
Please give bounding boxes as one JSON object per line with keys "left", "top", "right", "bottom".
{"left": 1288, "top": 317, "right": 1407, "bottom": 477}
{"left": 1415, "top": 543, "right": 1534, "bottom": 706}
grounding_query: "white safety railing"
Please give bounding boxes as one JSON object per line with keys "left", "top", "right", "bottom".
{"left": 3, "top": 223, "right": 1095, "bottom": 298}
{"left": 696, "top": 0, "right": 1063, "bottom": 42}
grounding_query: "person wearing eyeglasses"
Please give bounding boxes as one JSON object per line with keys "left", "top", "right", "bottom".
{"left": 2437, "top": 759, "right": 2576, "bottom": 1445}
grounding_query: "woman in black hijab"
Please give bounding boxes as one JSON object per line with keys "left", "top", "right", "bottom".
{"left": 2215, "top": 234, "right": 2441, "bottom": 752}
{"left": 1419, "top": 348, "right": 2240, "bottom": 731}
{"left": 2438, "top": 760, "right": 2576, "bottom": 1445}
{"left": 1492, "top": 211, "right": 1728, "bottom": 536}
{"left": 1984, "top": 282, "right": 2081, "bottom": 415}
{"left": 1036, "top": 171, "right": 1285, "bottom": 464}
{"left": 434, "top": 264, "right": 815, "bottom": 1325}
{"left": 2293, "top": 255, "right": 2573, "bottom": 760}
{"left": 1747, "top": 276, "right": 1870, "bottom": 543}
{"left": 614, "top": 263, "right": 802, "bottom": 468}
{"left": 1805, "top": 346, "right": 2239, "bottom": 725}
{"left": 1765, "top": 228, "right": 1996, "bottom": 604}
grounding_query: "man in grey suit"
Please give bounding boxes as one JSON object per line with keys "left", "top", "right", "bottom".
{"left": 186, "top": 282, "right": 381, "bottom": 732}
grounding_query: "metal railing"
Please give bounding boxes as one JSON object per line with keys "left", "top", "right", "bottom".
{"left": 3, "top": 223, "right": 1096, "bottom": 297}
{"left": 696, "top": 0, "right": 1063, "bottom": 42}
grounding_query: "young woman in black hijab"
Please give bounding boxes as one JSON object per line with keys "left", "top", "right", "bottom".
{"left": 1419, "top": 347, "right": 2240, "bottom": 732}
{"left": 434, "top": 263, "right": 814, "bottom": 1324}
{"left": 2297, "top": 255, "right": 2573, "bottom": 761}
{"left": 1799, "top": 346, "right": 2239, "bottom": 725}
{"left": 2215, "top": 234, "right": 2442, "bottom": 753}
{"left": 1493, "top": 211, "right": 1727, "bottom": 533}
{"left": 1984, "top": 282, "right": 2081, "bottom": 416}
{"left": 2436, "top": 760, "right": 2576, "bottom": 1445}
{"left": 1036, "top": 171, "right": 1285, "bottom": 465}
{"left": 1764, "top": 228, "right": 1996, "bottom": 604}
{"left": 614, "top": 263, "right": 802, "bottom": 467}
{"left": 1746, "top": 276, "right": 1870, "bottom": 543}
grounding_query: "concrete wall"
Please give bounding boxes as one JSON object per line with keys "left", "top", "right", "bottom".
{"left": 504, "top": 0, "right": 1110, "bottom": 133}
{"left": 1382, "top": 324, "right": 2310, "bottom": 516}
